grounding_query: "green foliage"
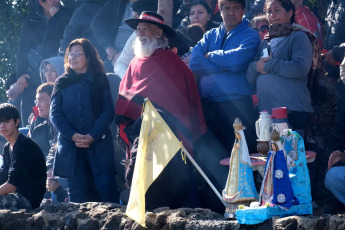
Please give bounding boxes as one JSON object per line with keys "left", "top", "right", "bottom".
{"left": 0, "top": 0, "right": 29, "bottom": 103}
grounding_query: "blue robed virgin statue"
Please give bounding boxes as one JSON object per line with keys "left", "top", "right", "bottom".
{"left": 222, "top": 118, "right": 259, "bottom": 204}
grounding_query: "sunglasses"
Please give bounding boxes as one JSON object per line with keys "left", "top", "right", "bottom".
{"left": 254, "top": 25, "right": 269, "bottom": 33}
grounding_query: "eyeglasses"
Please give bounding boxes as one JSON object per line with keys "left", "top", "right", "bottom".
{"left": 67, "top": 52, "right": 85, "bottom": 58}
{"left": 43, "top": 68, "right": 56, "bottom": 73}
{"left": 34, "top": 98, "right": 49, "bottom": 105}
{"left": 254, "top": 25, "right": 269, "bottom": 33}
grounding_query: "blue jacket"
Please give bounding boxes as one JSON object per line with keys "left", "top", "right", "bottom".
{"left": 189, "top": 19, "right": 260, "bottom": 102}
{"left": 50, "top": 76, "right": 116, "bottom": 178}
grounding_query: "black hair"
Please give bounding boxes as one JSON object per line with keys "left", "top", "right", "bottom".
{"left": 168, "top": 31, "right": 191, "bottom": 57}
{"left": 265, "top": 0, "right": 295, "bottom": 23}
{"left": 0, "top": 103, "right": 20, "bottom": 127}
{"left": 187, "top": 0, "right": 212, "bottom": 26}
{"left": 178, "top": 24, "right": 204, "bottom": 47}
{"left": 218, "top": 0, "right": 246, "bottom": 11}
{"left": 249, "top": 14, "right": 269, "bottom": 28}
{"left": 189, "top": 0, "right": 211, "bottom": 15}
{"left": 132, "top": 0, "right": 158, "bottom": 15}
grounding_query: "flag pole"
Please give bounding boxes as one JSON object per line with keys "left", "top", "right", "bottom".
{"left": 182, "top": 146, "right": 229, "bottom": 208}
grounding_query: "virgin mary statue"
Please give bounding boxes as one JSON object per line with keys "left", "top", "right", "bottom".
{"left": 223, "top": 118, "right": 259, "bottom": 204}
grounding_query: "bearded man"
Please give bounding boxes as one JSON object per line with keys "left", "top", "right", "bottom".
{"left": 115, "top": 11, "right": 206, "bottom": 208}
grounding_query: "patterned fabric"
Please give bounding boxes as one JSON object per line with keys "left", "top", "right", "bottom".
{"left": 281, "top": 130, "right": 312, "bottom": 207}
{"left": 295, "top": 6, "right": 324, "bottom": 51}
{"left": 259, "top": 149, "right": 299, "bottom": 210}
{"left": 0, "top": 192, "right": 32, "bottom": 210}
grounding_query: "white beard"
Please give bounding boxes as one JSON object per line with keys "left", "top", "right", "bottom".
{"left": 133, "top": 36, "right": 159, "bottom": 58}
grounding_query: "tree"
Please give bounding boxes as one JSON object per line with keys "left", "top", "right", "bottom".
{"left": 0, "top": 0, "right": 29, "bottom": 103}
{"left": 0, "top": 0, "right": 77, "bottom": 103}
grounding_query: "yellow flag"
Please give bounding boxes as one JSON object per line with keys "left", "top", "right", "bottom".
{"left": 126, "top": 100, "right": 182, "bottom": 227}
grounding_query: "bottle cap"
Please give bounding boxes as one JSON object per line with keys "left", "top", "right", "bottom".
{"left": 271, "top": 107, "right": 287, "bottom": 119}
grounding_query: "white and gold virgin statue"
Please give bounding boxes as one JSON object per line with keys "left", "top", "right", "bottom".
{"left": 223, "top": 118, "right": 259, "bottom": 205}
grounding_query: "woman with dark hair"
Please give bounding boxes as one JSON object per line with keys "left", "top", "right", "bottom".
{"left": 178, "top": 0, "right": 220, "bottom": 65}
{"left": 174, "top": 0, "right": 222, "bottom": 28}
{"left": 246, "top": 0, "right": 318, "bottom": 138}
{"left": 50, "top": 38, "right": 119, "bottom": 203}
{"left": 178, "top": 0, "right": 219, "bottom": 32}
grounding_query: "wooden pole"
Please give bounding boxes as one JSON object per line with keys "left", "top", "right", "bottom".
{"left": 182, "top": 147, "right": 229, "bottom": 208}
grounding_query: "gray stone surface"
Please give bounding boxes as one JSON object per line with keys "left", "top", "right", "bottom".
{"left": 0, "top": 203, "right": 344, "bottom": 229}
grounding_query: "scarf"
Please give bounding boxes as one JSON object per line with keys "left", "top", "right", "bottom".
{"left": 52, "top": 69, "right": 109, "bottom": 118}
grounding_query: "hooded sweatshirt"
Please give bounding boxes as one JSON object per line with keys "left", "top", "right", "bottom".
{"left": 39, "top": 56, "right": 65, "bottom": 84}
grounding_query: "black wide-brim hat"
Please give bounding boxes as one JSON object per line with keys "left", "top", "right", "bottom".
{"left": 125, "top": 11, "right": 176, "bottom": 38}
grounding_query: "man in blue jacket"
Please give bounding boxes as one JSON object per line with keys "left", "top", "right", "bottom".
{"left": 189, "top": 0, "right": 260, "bottom": 153}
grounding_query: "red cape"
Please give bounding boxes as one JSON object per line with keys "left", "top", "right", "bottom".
{"left": 115, "top": 49, "right": 207, "bottom": 154}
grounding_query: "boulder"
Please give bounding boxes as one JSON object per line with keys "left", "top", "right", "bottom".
{"left": 0, "top": 203, "right": 343, "bottom": 229}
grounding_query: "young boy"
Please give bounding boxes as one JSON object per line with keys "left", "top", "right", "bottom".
{"left": 0, "top": 103, "right": 46, "bottom": 209}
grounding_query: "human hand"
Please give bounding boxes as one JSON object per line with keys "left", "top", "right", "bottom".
{"left": 322, "top": 50, "right": 338, "bottom": 66}
{"left": 328, "top": 150, "right": 345, "bottom": 170}
{"left": 49, "top": 6, "right": 59, "bottom": 17}
{"left": 84, "top": 134, "right": 94, "bottom": 145}
{"left": 47, "top": 177, "right": 60, "bottom": 192}
{"left": 120, "top": 159, "right": 130, "bottom": 168}
{"left": 112, "top": 52, "right": 121, "bottom": 65}
{"left": 74, "top": 134, "right": 94, "bottom": 148}
{"left": 72, "top": 133, "right": 84, "bottom": 143}
{"left": 106, "top": 46, "right": 117, "bottom": 61}
{"left": 17, "top": 74, "right": 30, "bottom": 88}
{"left": 256, "top": 56, "right": 271, "bottom": 74}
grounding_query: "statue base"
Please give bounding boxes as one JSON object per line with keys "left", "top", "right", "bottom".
{"left": 224, "top": 202, "right": 251, "bottom": 219}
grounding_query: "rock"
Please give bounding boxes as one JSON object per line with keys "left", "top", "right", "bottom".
{"left": 275, "top": 216, "right": 298, "bottom": 230}
{"left": 0, "top": 203, "right": 343, "bottom": 229}
{"left": 294, "top": 216, "right": 319, "bottom": 230}
{"left": 316, "top": 215, "right": 331, "bottom": 229}
{"left": 329, "top": 214, "right": 345, "bottom": 230}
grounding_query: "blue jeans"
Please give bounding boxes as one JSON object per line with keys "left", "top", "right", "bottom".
{"left": 67, "top": 149, "right": 119, "bottom": 203}
{"left": 325, "top": 166, "right": 345, "bottom": 205}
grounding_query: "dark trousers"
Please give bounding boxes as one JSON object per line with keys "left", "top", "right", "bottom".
{"left": 67, "top": 149, "right": 119, "bottom": 203}
{"left": 335, "top": 81, "right": 345, "bottom": 150}
{"left": 287, "top": 111, "right": 310, "bottom": 141}
{"left": 202, "top": 96, "right": 257, "bottom": 153}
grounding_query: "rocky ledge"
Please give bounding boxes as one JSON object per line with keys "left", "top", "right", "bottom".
{"left": 0, "top": 202, "right": 344, "bottom": 230}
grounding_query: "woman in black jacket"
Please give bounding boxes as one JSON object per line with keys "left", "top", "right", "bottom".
{"left": 50, "top": 38, "right": 119, "bottom": 203}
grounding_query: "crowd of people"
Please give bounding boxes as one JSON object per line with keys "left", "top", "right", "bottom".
{"left": 0, "top": 0, "right": 344, "bottom": 216}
